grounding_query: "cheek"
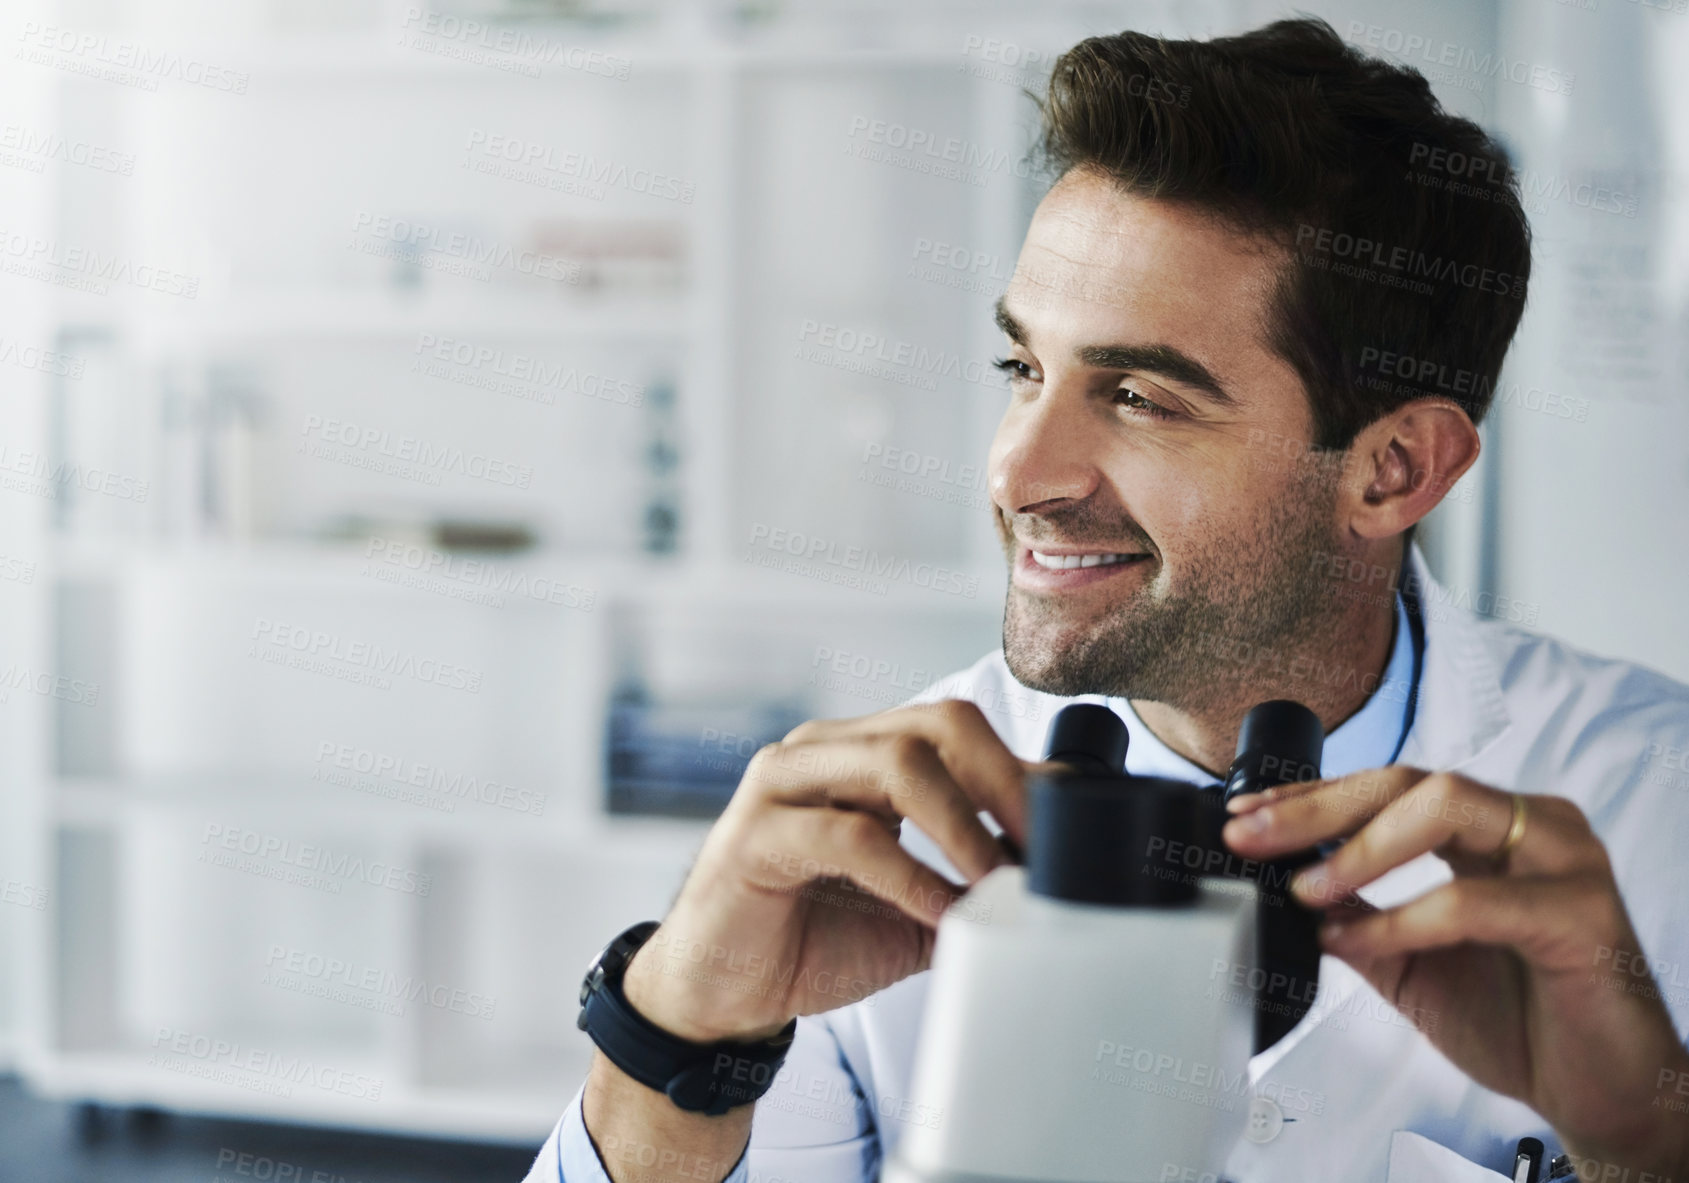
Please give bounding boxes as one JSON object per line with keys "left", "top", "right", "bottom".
{"left": 1102, "top": 439, "right": 1245, "bottom": 546}
{"left": 1132, "top": 478, "right": 1212, "bottom": 555}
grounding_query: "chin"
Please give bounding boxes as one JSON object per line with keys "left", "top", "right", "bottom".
{"left": 1002, "top": 626, "right": 1106, "bottom": 698}
{"left": 1006, "top": 661, "right": 1092, "bottom": 699}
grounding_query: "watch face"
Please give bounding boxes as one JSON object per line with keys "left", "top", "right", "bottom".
{"left": 580, "top": 958, "right": 606, "bottom": 1006}
{"left": 580, "top": 921, "right": 657, "bottom": 1007}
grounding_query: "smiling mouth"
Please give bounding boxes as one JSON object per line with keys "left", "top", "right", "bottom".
{"left": 1028, "top": 550, "right": 1148, "bottom": 570}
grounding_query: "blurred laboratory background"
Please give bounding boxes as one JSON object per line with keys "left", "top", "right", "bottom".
{"left": 0, "top": 0, "right": 1685, "bottom": 1176}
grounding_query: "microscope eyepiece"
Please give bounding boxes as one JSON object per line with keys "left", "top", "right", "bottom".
{"left": 1040, "top": 702, "right": 1129, "bottom": 775}
{"left": 1224, "top": 699, "right": 1324, "bottom": 800}
{"left": 1028, "top": 703, "right": 1196, "bottom": 906}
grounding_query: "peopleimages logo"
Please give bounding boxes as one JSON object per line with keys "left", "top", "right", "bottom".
{"left": 313, "top": 738, "right": 548, "bottom": 816}
{"left": 348, "top": 212, "right": 583, "bottom": 285}
{"left": 199, "top": 822, "right": 432, "bottom": 896}
{"left": 1355, "top": 346, "right": 1590, "bottom": 423}
{"left": 149, "top": 1027, "right": 382, "bottom": 1102}
{"left": 0, "top": 228, "right": 199, "bottom": 298}
{"left": 263, "top": 945, "right": 496, "bottom": 1020}
{"left": 843, "top": 115, "right": 1046, "bottom": 188}
{"left": 794, "top": 319, "right": 1000, "bottom": 392}
{"left": 412, "top": 333, "right": 645, "bottom": 408}
{"left": 299, "top": 414, "right": 534, "bottom": 489}
{"left": 0, "top": 445, "right": 149, "bottom": 503}
{"left": 363, "top": 536, "right": 595, "bottom": 614}
{"left": 16, "top": 22, "right": 251, "bottom": 93}
{"left": 398, "top": 7, "right": 631, "bottom": 80}
{"left": 462, "top": 130, "right": 694, "bottom": 203}
{"left": 0, "top": 335, "right": 85, "bottom": 378}
{"left": 1407, "top": 141, "right": 1638, "bottom": 219}
{"left": 745, "top": 523, "right": 979, "bottom": 599}
{"left": 0, "top": 662, "right": 99, "bottom": 706}
{"left": 0, "top": 553, "right": 36, "bottom": 585}
{"left": 1091, "top": 1038, "right": 1326, "bottom": 1117}
{"left": 0, "top": 122, "right": 135, "bottom": 175}
{"left": 1295, "top": 224, "right": 1526, "bottom": 300}
{"left": 1309, "top": 551, "right": 1540, "bottom": 627}
{"left": 250, "top": 617, "right": 485, "bottom": 694}
{"left": 0, "top": 874, "right": 48, "bottom": 911}
{"left": 1344, "top": 21, "right": 1574, "bottom": 95}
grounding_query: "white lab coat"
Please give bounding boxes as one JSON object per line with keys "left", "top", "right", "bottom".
{"left": 532, "top": 546, "right": 1689, "bottom": 1182}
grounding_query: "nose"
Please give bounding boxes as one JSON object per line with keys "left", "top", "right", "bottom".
{"left": 989, "top": 385, "right": 1102, "bottom": 515}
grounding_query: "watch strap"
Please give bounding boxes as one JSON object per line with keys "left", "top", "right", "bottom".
{"left": 578, "top": 921, "right": 797, "bottom": 1116}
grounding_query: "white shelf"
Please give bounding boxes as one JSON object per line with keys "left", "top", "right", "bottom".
{"left": 121, "top": 289, "right": 688, "bottom": 346}
{"left": 37, "top": 33, "right": 1031, "bottom": 83}
{"left": 45, "top": 536, "right": 1007, "bottom": 614}
{"left": 55, "top": 773, "right": 712, "bottom": 856}
{"left": 25, "top": 1049, "right": 577, "bottom": 1143}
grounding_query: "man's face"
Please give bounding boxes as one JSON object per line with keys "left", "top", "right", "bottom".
{"left": 991, "top": 169, "right": 1345, "bottom": 710}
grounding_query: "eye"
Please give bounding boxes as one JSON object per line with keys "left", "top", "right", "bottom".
{"left": 1115, "top": 386, "right": 1176, "bottom": 420}
{"left": 992, "top": 356, "right": 1039, "bottom": 385}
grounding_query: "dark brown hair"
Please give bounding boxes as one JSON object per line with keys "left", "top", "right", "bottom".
{"left": 1038, "top": 16, "right": 1532, "bottom": 449}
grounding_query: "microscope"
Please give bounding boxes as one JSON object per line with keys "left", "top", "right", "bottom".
{"left": 883, "top": 701, "right": 1324, "bottom": 1183}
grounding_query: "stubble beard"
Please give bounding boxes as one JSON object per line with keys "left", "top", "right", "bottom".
{"left": 998, "top": 484, "right": 1344, "bottom": 717}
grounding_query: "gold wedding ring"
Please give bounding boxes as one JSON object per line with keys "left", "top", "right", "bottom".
{"left": 1493, "top": 792, "right": 1528, "bottom": 870}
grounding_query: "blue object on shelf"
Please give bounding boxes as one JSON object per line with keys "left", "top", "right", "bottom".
{"left": 606, "top": 697, "right": 809, "bottom": 818}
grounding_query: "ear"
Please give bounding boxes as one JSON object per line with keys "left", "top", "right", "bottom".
{"left": 1341, "top": 401, "right": 1481, "bottom": 541}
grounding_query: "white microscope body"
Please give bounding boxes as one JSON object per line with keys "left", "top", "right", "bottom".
{"left": 883, "top": 701, "right": 1325, "bottom": 1183}
{"left": 884, "top": 870, "right": 1255, "bottom": 1183}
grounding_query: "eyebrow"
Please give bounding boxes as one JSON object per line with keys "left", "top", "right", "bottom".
{"left": 993, "top": 296, "right": 1239, "bottom": 408}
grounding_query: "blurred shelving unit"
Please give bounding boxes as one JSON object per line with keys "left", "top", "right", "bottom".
{"left": 3, "top": 0, "right": 1089, "bottom": 1145}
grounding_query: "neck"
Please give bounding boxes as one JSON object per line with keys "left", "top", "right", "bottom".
{"left": 1130, "top": 554, "right": 1406, "bottom": 778}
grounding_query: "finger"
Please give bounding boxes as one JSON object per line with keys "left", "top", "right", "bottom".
{"left": 783, "top": 696, "right": 1005, "bottom": 743}
{"left": 1303, "top": 782, "right": 1605, "bottom": 906}
{"left": 1224, "top": 777, "right": 1323, "bottom": 815}
{"left": 1288, "top": 773, "right": 1513, "bottom": 905}
{"left": 743, "top": 805, "right": 963, "bottom": 928}
{"left": 741, "top": 744, "right": 901, "bottom": 827}
{"left": 786, "top": 700, "right": 1032, "bottom": 846}
{"left": 747, "top": 736, "right": 1009, "bottom": 882}
{"left": 1318, "top": 873, "right": 1623, "bottom": 972}
{"left": 1225, "top": 752, "right": 1383, "bottom": 814}
{"left": 1223, "top": 765, "right": 1431, "bottom": 857}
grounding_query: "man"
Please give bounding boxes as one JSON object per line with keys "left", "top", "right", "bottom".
{"left": 534, "top": 18, "right": 1689, "bottom": 1181}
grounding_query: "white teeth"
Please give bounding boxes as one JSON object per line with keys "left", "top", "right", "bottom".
{"left": 1030, "top": 551, "right": 1138, "bottom": 570}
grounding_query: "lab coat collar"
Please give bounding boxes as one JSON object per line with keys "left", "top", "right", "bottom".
{"left": 1395, "top": 542, "right": 1513, "bottom": 771}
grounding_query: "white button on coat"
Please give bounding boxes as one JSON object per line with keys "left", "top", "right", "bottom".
{"left": 1244, "top": 1096, "right": 1284, "bottom": 1144}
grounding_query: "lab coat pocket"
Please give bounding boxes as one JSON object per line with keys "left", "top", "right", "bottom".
{"left": 1386, "top": 1131, "right": 1512, "bottom": 1183}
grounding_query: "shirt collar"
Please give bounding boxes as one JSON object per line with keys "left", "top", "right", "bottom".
{"left": 1092, "top": 592, "right": 1416, "bottom": 785}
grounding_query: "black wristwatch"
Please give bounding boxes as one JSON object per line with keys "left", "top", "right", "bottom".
{"left": 576, "top": 920, "right": 797, "bottom": 1116}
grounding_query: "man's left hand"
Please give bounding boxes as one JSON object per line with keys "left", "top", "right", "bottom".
{"left": 1223, "top": 767, "right": 1689, "bottom": 1173}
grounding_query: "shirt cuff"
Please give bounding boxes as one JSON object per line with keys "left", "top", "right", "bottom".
{"left": 523, "top": 1083, "right": 751, "bottom": 1183}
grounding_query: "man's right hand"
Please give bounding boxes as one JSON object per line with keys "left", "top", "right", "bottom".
{"left": 580, "top": 698, "right": 1038, "bottom": 1183}
{"left": 622, "top": 698, "right": 1036, "bottom": 1043}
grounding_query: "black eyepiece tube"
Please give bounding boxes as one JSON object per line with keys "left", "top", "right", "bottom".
{"left": 1223, "top": 700, "right": 1325, "bottom": 1054}
{"left": 1225, "top": 699, "right": 1324, "bottom": 800}
{"left": 1041, "top": 703, "right": 1129, "bottom": 775}
{"left": 1028, "top": 704, "right": 1198, "bottom": 906}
